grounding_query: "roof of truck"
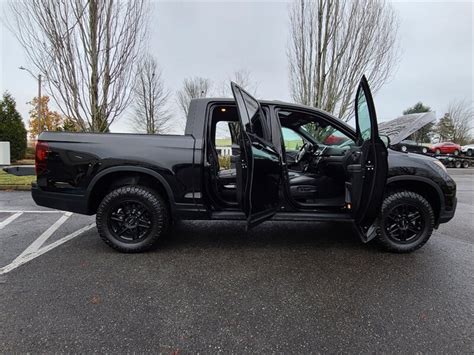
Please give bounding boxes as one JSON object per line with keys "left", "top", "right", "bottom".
{"left": 190, "top": 97, "right": 342, "bottom": 119}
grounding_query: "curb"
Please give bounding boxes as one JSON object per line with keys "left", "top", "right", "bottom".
{"left": 0, "top": 185, "right": 31, "bottom": 191}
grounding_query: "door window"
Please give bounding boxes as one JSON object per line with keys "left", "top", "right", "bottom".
{"left": 301, "top": 123, "right": 352, "bottom": 147}
{"left": 235, "top": 89, "right": 270, "bottom": 142}
{"left": 281, "top": 127, "right": 304, "bottom": 151}
{"left": 356, "top": 89, "right": 372, "bottom": 141}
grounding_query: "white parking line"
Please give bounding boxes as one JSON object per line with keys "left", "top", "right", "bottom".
{"left": 0, "top": 210, "right": 96, "bottom": 275}
{"left": 0, "top": 223, "right": 96, "bottom": 275}
{"left": 0, "top": 212, "right": 23, "bottom": 230}
{"left": 0, "top": 210, "right": 61, "bottom": 214}
{"left": 17, "top": 212, "right": 72, "bottom": 259}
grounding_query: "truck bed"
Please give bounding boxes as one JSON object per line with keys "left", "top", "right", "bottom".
{"left": 33, "top": 131, "right": 199, "bottom": 214}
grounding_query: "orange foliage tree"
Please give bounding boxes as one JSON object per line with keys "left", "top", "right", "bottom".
{"left": 28, "top": 96, "right": 64, "bottom": 138}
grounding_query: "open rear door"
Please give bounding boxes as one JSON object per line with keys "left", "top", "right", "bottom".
{"left": 348, "top": 76, "right": 388, "bottom": 242}
{"left": 231, "top": 82, "right": 281, "bottom": 229}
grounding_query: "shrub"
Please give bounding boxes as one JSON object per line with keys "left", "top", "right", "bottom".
{"left": 218, "top": 155, "right": 231, "bottom": 170}
{"left": 0, "top": 92, "right": 27, "bottom": 162}
{"left": 25, "top": 146, "right": 36, "bottom": 160}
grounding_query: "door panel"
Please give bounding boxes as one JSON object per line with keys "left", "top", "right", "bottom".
{"left": 349, "top": 76, "right": 388, "bottom": 242}
{"left": 231, "top": 82, "right": 282, "bottom": 228}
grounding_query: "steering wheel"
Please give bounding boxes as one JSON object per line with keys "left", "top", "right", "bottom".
{"left": 295, "top": 142, "right": 311, "bottom": 163}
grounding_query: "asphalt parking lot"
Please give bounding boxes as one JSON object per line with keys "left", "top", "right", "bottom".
{"left": 0, "top": 169, "right": 473, "bottom": 352}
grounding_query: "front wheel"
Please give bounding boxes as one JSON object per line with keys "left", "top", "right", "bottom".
{"left": 453, "top": 149, "right": 459, "bottom": 156}
{"left": 96, "top": 185, "right": 169, "bottom": 253}
{"left": 435, "top": 149, "right": 441, "bottom": 155}
{"left": 375, "top": 191, "right": 434, "bottom": 253}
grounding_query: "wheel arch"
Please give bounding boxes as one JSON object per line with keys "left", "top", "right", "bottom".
{"left": 386, "top": 175, "right": 444, "bottom": 225}
{"left": 86, "top": 166, "right": 175, "bottom": 214}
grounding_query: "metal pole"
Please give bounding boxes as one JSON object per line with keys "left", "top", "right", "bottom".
{"left": 38, "top": 74, "right": 42, "bottom": 134}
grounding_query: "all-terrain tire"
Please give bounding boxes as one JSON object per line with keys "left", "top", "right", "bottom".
{"left": 375, "top": 191, "right": 435, "bottom": 253}
{"left": 96, "top": 185, "right": 169, "bottom": 253}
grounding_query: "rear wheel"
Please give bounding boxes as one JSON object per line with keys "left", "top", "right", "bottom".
{"left": 462, "top": 160, "right": 469, "bottom": 168}
{"left": 467, "top": 149, "right": 473, "bottom": 156}
{"left": 375, "top": 191, "right": 434, "bottom": 253}
{"left": 401, "top": 145, "right": 408, "bottom": 152}
{"left": 422, "top": 147, "right": 428, "bottom": 154}
{"left": 96, "top": 185, "right": 169, "bottom": 253}
{"left": 435, "top": 149, "right": 441, "bottom": 155}
{"left": 454, "top": 149, "right": 459, "bottom": 156}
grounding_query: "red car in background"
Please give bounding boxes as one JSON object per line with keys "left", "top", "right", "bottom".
{"left": 430, "top": 142, "right": 461, "bottom": 155}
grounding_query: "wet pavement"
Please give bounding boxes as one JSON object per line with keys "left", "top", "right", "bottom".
{"left": 0, "top": 169, "right": 472, "bottom": 352}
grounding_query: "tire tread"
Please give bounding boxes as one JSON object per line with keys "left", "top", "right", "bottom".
{"left": 96, "top": 185, "right": 169, "bottom": 253}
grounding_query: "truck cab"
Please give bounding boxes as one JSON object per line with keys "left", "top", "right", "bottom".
{"left": 198, "top": 78, "right": 388, "bottom": 243}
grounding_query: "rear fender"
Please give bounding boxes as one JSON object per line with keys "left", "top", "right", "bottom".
{"left": 86, "top": 166, "right": 175, "bottom": 211}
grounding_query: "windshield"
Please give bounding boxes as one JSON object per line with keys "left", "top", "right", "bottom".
{"left": 300, "top": 123, "right": 353, "bottom": 148}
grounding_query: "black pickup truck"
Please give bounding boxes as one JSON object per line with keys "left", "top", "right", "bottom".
{"left": 32, "top": 77, "right": 457, "bottom": 253}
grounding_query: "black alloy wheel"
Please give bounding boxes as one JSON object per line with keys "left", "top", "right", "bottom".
{"left": 384, "top": 204, "right": 425, "bottom": 244}
{"left": 108, "top": 200, "right": 153, "bottom": 243}
{"left": 375, "top": 191, "right": 434, "bottom": 253}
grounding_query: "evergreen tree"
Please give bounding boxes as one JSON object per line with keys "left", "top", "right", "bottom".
{"left": 436, "top": 113, "right": 455, "bottom": 142}
{"left": 403, "top": 102, "right": 434, "bottom": 143}
{"left": 0, "top": 92, "right": 27, "bottom": 162}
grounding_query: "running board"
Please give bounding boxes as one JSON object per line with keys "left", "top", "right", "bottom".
{"left": 211, "top": 211, "right": 353, "bottom": 223}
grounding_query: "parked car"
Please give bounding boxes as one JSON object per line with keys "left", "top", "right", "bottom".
{"left": 430, "top": 142, "right": 461, "bottom": 155}
{"left": 391, "top": 139, "right": 429, "bottom": 154}
{"left": 461, "top": 144, "right": 474, "bottom": 156}
{"left": 32, "top": 76, "right": 457, "bottom": 254}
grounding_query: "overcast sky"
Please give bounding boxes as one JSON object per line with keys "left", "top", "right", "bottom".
{"left": 0, "top": 0, "right": 472, "bottom": 134}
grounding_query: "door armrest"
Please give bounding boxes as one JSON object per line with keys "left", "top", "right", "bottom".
{"left": 347, "top": 164, "right": 362, "bottom": 173}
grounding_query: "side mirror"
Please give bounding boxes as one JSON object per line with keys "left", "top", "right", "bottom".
{"left": 380, "top": 135, "right": 390, "bottom": 148}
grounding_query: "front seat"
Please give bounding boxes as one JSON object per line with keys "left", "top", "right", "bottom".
{"left": 218, "top": 168, "right": 320, "bottom": 201}
{"left": 288, "top": 170, "right": 319, "bottom": 199}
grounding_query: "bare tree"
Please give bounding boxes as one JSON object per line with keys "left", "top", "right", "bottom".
{"left": 288, "top": 0, "right": 400, "bottom": 120}
{"left": 7, "top": 0, "right": 149, "bottom": 132}
{"left": 447, "top": 99, "right": 473, "bottom": 145}
{"left": 216, "top": 69, "right": 259, "bottom": 97}
{"left": 130, "top": 55, "right": 171, "bottom": 134}
{"left": 176, "top": 77, "right": 211, "bottom": 118}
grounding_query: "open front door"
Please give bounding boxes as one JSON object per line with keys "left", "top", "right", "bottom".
{"left": 231, "top": 82, "right": 281, "bottom": 228}
{"left": 348, "top": 76, "right": 388, "bottom": 242}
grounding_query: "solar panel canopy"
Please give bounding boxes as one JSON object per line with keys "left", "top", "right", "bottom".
{"left": 378, "top": 112, "right": 436, "bottom": 145}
